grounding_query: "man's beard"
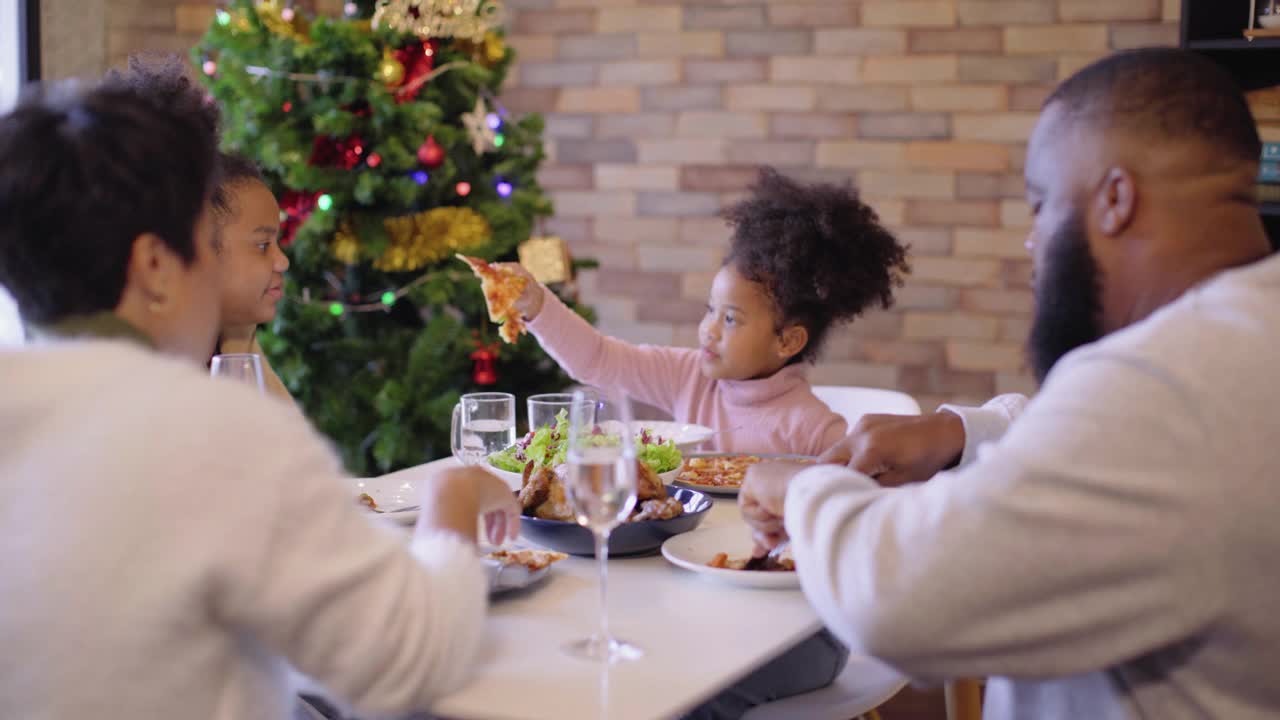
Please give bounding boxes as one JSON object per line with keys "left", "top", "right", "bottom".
{"left": 1027, "top": 212, "right": 1105, "bottom": 384}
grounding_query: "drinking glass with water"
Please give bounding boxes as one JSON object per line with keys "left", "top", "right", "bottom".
{"left": 450, "top": 393, "right": 517, "bottom": 466}
{"left": 210, "top": 353, "right": 265, "bottom": 394}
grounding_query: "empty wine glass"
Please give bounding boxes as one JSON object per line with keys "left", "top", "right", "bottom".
{"left": 210, "top": 353, "right": 265, "bottom": 394}
{"left": 450, "top": 392, "right": 516, "bottom": 466}
{"left": 562, "top": 389, "right": 642, "bottom": 663}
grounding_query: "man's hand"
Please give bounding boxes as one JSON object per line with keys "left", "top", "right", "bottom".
{"left": 739, "top": 461, "right": 810, "bottom": 555}
{"left": 415, "top": 467, "right": 521, "bottom": 546}
{"left": 494, "top": 262, "right": 545, "bottom": 321}
{"left": 819, "top": 411, "right": 966, "bottom": 487}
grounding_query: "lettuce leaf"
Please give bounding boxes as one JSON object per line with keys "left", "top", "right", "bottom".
{"left": 487, "top": 410, "right": 683, "bottom": 474}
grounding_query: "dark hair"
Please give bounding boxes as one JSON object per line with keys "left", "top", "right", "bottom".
{"left": 211, "top": 152, "right": 267, "bottom": 252}
{"left": 1045, "top": 47, "right": 1260, "bottom": 164}
{"left": 108, "top": 53, "right": 221, "bottom": 140}
{"left": 721, "top": 168, "right": 910, "bottom": 364}
{"left": 0, "top": 80, "right": 219, "bottom": 325}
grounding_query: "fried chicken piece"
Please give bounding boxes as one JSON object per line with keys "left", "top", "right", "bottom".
{"left": 518, "top": 462, "right": 551, "bottom": 512}
{"left": 707, "top": 553, "right": 730, "bottom": 569}
{"left": 533, "top": 473, "right": 574, "bottom": 521}
{"left": 631, "top": 496, "right": 684, "bottom": 521}
{"left": 635, "top": 461, "right": 666, "bottom": 502}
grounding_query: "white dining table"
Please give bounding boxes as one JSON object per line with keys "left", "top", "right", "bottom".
{"left": 392, "top": 458, "right": 869, "bottom": 720}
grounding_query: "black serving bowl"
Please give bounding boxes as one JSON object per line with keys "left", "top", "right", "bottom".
{"left": 519, "top": 486, "right": 713, "bottom": 557}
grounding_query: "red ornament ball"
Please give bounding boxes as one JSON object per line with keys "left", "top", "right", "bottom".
{"left": 416, "top": 136, "right": 445, "bottom": 168}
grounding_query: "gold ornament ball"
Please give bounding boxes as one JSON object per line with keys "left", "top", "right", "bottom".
{"left": 378, "top": 49, "right": 405, "bottom": 86}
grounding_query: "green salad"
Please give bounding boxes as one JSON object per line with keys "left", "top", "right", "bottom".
{"left": 488, "top": 410, "right": 682, "bottom": 474}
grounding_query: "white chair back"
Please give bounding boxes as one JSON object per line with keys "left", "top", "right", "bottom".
{"left": 811, "top": 385, "right": 921, "bottom": 428}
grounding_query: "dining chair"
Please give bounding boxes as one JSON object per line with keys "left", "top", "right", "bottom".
{"left": 945, "top": 678, "right": 984, "bottom": 720}
{"left": 740, "top": 654, "right": 907, "bottom": 720}
{"left": 811, "top": 385, "right": 922, "bottom": 427}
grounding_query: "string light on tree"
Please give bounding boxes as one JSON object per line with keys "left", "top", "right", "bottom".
{"left": 202, "top": 59, "right": 218, "bottom": 76}
{"left": 282, "top": 101, "right": 292, "bottom": 113}
{"left": 344, "top": 2, "right": 359, "bottom": 16}
{"left": 493, "top": 134, "right": 505, "bottom": 148}
{"left": 281, "top": 6, "right": 296, "bottom": 21}
{"left": 216, "top": 8, "right": 231, "bottom": 26}
{"left": 317, "top": 193, "right": 333, "bottom": 211}
{"left": 456, "top": 181, "right": 472, "bottom": 197}
{"left": 486, "top": 113, "right": 501, "bottom": 131}
{"left": 366, "top": 152, "right": 382, "bottom": 168}
{"left": 496, "top": 180, "right": 513, "bottom": 198}
{"left": 412, "top": 170, "right": 430, "bottom": 185}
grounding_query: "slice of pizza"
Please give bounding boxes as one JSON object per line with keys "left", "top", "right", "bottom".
{"left": 457, "top": 254, "right": 529, "bottom": 344}
{"left": 487, "top": 548, "right": 568, "bottom": 572}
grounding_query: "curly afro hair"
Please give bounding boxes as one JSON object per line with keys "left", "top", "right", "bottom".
{"left": 107, "top": 53, "right": 221, "bottom": 141}
{"left": 721, "top": 168, "right": 910, "bottom": 364}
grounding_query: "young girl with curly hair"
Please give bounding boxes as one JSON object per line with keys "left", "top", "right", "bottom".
{"left": 507, "top": 167, "right": 910, "bottom": 457}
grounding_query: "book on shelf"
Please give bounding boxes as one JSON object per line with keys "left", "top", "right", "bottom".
{"left": 1261, "top": 161, "right": 1280, "bottom": 182}
{"left": 1265, "top": 142, "right": 1280, "bottom": 160}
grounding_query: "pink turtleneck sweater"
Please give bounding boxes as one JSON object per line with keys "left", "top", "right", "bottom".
{"left": 528, "top": 289, "right": 847, "bottom": 457}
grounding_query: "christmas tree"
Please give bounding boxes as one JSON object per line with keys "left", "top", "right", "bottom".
{"left": 195, "top": 0, "right": 592, "bottom": 475}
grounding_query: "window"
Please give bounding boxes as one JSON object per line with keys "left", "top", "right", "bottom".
{"left": 0, "top": 0, "right": 37, "bottom": 112}
{"left": 0, "top": 0, "right": 35, "bottom": 343}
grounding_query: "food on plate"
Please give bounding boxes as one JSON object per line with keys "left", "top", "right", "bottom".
{"left": 519, "top": 459, "right": 684, "bottom": 523}
{"left": 489, "top": 410, "right": 682, "bottom": 475}
{"left": 486, "top": 548, "right": 568, "bottom": 572}
{"left": 357, "top": 493, "right": 378, "bottom": 511}
{"left": 678, "top": 454, "right": 815, "bottom": 489}
{"left": 677, "top": 454, "right": 764, "bottom": 488}
{"left": 457, "top": 254, "right": 528, "bottom": 344}
{"left": 706, "top": 552, "right": 796, "bottom": 572}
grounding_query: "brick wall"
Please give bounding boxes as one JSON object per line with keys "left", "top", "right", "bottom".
{"left": 74, "top": 0, "right": 1181, "bottom": 409}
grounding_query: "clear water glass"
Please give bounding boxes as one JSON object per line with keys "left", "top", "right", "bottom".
{"left": 210, "top": 353, "right": 265, "bottom": 394}
{"left": 528, "top": 391, "right": 596, "bottom": 432}
{"left": 450, "top": 392, "right": 516, "bottom": 466}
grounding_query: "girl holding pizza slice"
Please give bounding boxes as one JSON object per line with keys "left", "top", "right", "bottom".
{"left": 495, "top": 167, "right": 910, "bottom": 458}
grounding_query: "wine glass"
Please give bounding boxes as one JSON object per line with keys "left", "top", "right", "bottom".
{"left": 562, "top": 389, "right": 642, "bottom": 663}
{"left": 450, "top": 392, "right": 516, "bottom": 466}
{"left": 210, "top": 353, "right": 265, "bottom": 394}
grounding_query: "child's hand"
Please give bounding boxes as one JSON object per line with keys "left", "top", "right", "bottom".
{"left": 494, "top": 263, "right": 545, "bottom": 321}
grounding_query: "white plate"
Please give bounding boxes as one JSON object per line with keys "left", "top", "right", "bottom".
{"left": 635, "top": 421, "right": 715, "bottom": 452}
{"left": 482, "top": 553, "right": 556, "bottom": 595}
{"left": 671, "top": 453, "right": 817, "bottom": 497}
{"left": 344, "top": 474, "right": 420, "bottom": 525}
{"left": 661, "top": 524, "right": 800, "bottom": 589}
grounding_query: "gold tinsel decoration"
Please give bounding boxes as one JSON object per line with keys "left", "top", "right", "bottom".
{"left": 453, "top": 31, "right": 506, "bottom": 68}
{"left": 331, "top": 207, "right": 492, "bottom": 272}
{"left": 255, "top": 0, "right": 311, "bottom": 44}
{"left": 372, "top": 0, "right": 505, "bottom": 43}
